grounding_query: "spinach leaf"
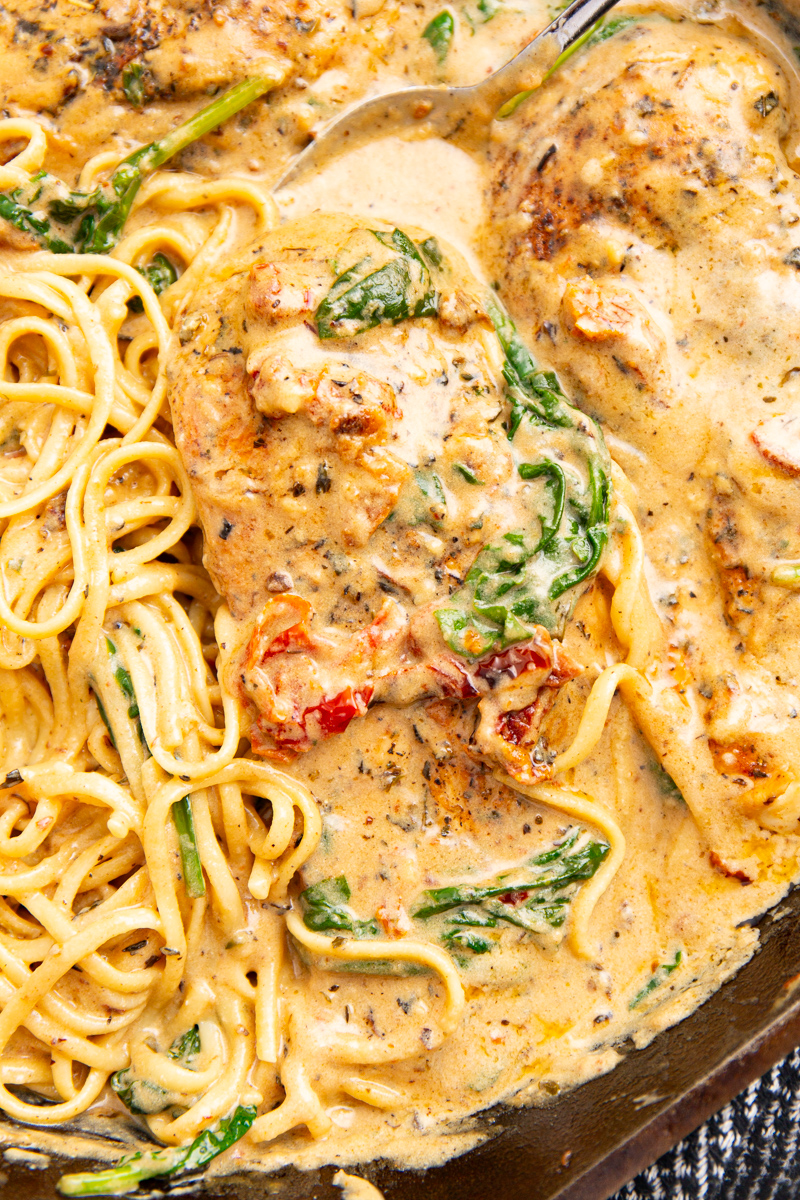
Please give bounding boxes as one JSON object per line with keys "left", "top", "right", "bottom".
{"left": 419, "top": 236, "right": 443, "bottom": 267}
{"left": 142, "top": 251, "right": 178, "bottom": 295}
{"left": 530, "top": 827, "right": 579, "bottom": 863}
{"left": 169, "top": 1025, "right": 201, "bottom": 1062}
{"left": 422, "top": 10, "right": 455, "bottom": 62}
{"left": 584, "top": 14, "right": 636, "bottom": 49}
{"left": 121, "top": 62, "right": 153, "bottom": 109}
{"left": 497, "top": 14, "right": 638, "bottom": 119}
{"left": 296, "top": 877, "right": 423, "bottom": 975}
{"left": 649, "top": 759, "right": 685, "bottom": 804}
{"left": 414, "top": 469, "right": 447, "bottom": 525}
{"left": 435, "top": 302, "right": 610, "bottom": 655}
{"left": 517, "top": 460, "right": 566, "bottom": 549}
{"left": 316, "top": 227, "right": 440, "bottom": 339}
{"left": 490, "top": 300, "right": 575, "bottom": 433}
{"left": 172, "top": 796, "right": 206, "bottom": 898}
{"left": 476, "top": 0, "right": 501, "bottom": 20}
{"left": 110, "top": 1026, "right": 201, "bottom": 1116}
{"left": 414, "top": 836, "right": 609, "bottom": 917}
{"left": 91, "top": 689, "right": 117, "bottom": 751}
{"left": 181, "top": 1104, "right": 256, "bottom": 1170}
{"left": 442, "top": 928, "right": 493, "bottom": 953}
{"left": 392, "top": 468, "right": 449, "bottom": 530}
{"left": 109, "top": 1073, "right": 166, "bottom": 1117}
{"left": 0, "top": 77, "right": 277, "bottom": 256}
{"left": 414, "top": 830, "right": 609, "bottom": 953}
{"left": 453, "top": 462, "right": 485, "bottom": 486}
{"left": 128, "top": 252, "right": 178, "bottom": 312}
{"left": 482, "top": 895, "right": 569, "bottom": 930}
{"left": 629, "top": 950, "right": 683, "bottom": 1009}
{"left": 0, "top": 179, "right": 73, "bottom": 253}
{"left": 105, "top": 636, "right": 148, "bottom": 748}
{"left": 299, "top": 876, "right": 380, "bottom": 938}
{"left": 57, "top": 1104, "right": 257, "bottom": 1196}
{"left": 447, "top": 908, "right": 498, "bottom": 927}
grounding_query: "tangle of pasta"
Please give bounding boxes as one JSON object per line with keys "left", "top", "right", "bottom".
{"left": 0, "top": 118, "right": 337, "bottom": 1142}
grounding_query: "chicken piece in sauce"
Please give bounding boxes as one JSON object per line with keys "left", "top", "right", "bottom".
{"left": 168, "top": 213, "right": 594, "bottom": 768}
{"left": 489, "top": 16, "right": 800, "bottom": 826}
{"left": 0, "top": 0, "right": 366, "bottom": 187}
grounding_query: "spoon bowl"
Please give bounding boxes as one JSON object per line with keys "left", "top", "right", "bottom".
{"left": 273, "top": 0, "right": 622, "bottom": 192}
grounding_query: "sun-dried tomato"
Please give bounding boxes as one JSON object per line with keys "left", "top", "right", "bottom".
{"left": 476, "top": 640, "right": 551, "bottom": 686}
{"left": 309, "top": 685, "right": 374, "bottom": 736}
{"left": 496, "top": 702, "right": 540, "bottom": 746}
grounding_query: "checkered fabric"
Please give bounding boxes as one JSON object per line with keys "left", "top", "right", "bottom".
{"left": 614, "top": 1049, "right": 800, "bottom": 1200}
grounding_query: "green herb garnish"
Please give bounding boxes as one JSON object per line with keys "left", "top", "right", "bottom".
{"left": 57, "top": 1104, "right": 257, "bottom": 1195}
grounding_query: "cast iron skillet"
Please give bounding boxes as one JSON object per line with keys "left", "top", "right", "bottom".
{"left": 7, "top": 1, "right": 800, "bottom": 1195}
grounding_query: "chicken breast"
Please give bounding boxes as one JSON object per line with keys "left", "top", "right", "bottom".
{"left": 168, "top": 212, "right": 603, "bottom": 764}
{"left": 488, "top": 15, "right": 800, "bottom": 827}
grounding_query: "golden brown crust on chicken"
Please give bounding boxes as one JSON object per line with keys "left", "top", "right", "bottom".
{"left": 492, "top": 19, "right": 789, "bottom": 262}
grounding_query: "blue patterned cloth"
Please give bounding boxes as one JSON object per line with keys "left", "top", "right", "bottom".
{"left": 614, "top": 1050, "right": 800, "bottom": 1200}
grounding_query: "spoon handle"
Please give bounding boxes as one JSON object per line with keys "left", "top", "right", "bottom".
{"left": 478, "top": 0, "right": 622, "bottom": 112}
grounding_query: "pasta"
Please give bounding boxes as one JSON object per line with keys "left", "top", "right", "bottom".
{"left": 0, "top": 136, "right": 318, "bottom": 1137}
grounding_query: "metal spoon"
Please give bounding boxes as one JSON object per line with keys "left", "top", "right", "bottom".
{"left": 274, "top": 0, "right": 622, "bottom": 192}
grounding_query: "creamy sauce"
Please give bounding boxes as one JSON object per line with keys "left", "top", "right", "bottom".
{"left": 3, "top": 0, "right": 800, "bottom": 1188}
{"left": 281, "top": 137, "right": 488, "bottom": 269}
